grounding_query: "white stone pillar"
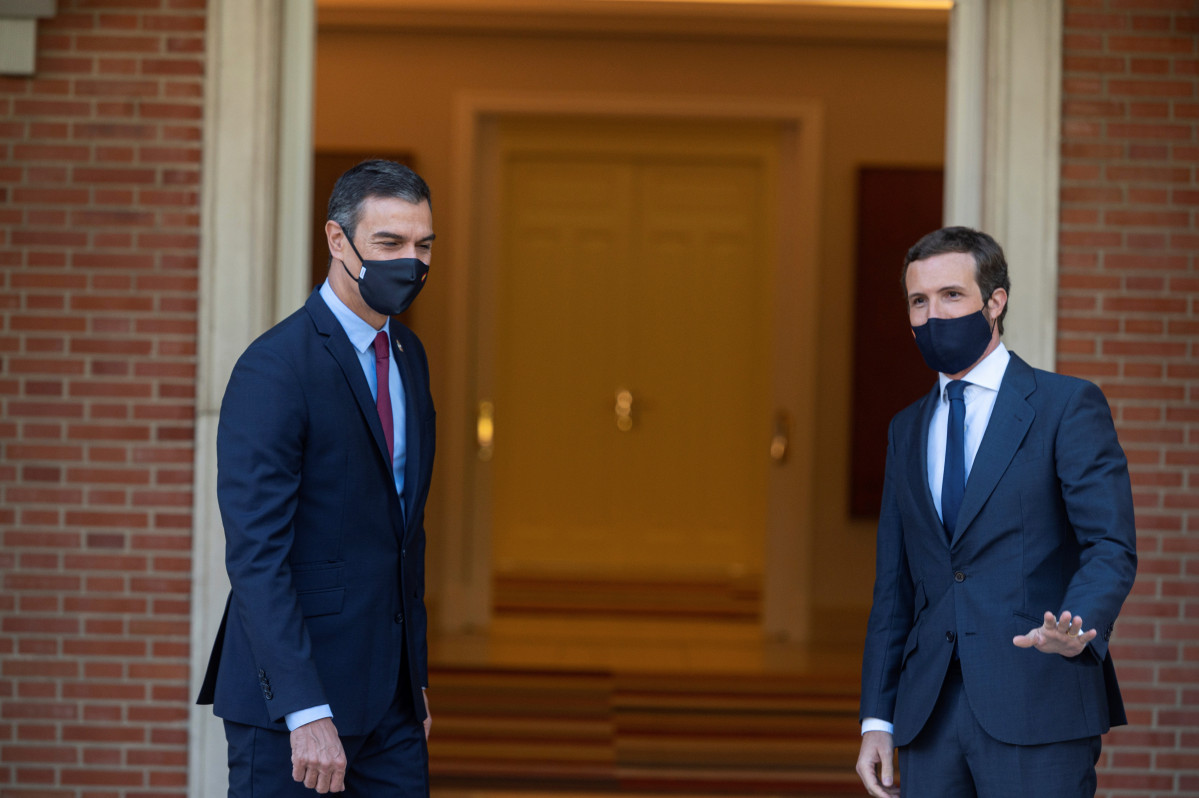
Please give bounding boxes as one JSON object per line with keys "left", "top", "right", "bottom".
{"left": 945, "top": 0, "right": 1062, "bottom": 369}
{"left": 188, "top": 1, "right": 313, "bottom": 794}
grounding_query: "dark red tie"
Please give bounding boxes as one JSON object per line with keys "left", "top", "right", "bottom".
{"left": 373, "top": 331, "right": 394, "bottom": 459}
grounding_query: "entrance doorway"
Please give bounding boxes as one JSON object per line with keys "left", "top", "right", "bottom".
{"left": 465, "top": 108, "right": 820, "bottom": 640}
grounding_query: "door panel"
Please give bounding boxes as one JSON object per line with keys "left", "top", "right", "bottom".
{"left": 489, "top": 118, "right": 777, "bottom": 614}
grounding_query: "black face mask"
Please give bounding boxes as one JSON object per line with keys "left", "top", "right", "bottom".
{"left": 911, "top": 308, "right": 994, "bottom": 375}
{"left": 341, "top": 233, "right": 429, "bottom": 317}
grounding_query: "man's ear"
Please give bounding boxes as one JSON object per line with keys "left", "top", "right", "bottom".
{"left": 325, "top": 220, "right": 344, "bottom": 264}
{"left": 987, "top": 287, "right": 1008, "bottom": 319}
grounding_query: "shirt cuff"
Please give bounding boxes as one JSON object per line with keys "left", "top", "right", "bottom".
{"left": 285, "top": 704, "right": 333, "bottom": 731}
{"left": 861, "top": 717, "right": 894, "bottom": 736}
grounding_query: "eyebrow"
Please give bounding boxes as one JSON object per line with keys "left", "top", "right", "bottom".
{"left": 370, "top": 231, "right": 436, "bottom": 244}
{"left": 908, "top": 283, "right": 967, "bottom": 297}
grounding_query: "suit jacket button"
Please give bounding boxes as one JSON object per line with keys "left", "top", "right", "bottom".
{"left": 946, "top": 631, "right": 956, "bottom": 643}
{"left": 264, "top": 690, "right": 273, "bottom": 700}
{"left": 954, "top": 571, "right": 966, "bottom": 582}
{"left": 394, "top": 612, "right": 404, "bottom": 624}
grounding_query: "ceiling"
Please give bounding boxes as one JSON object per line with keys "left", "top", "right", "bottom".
{"left": 316, "top": 0, "right": 952, "bottom": 44}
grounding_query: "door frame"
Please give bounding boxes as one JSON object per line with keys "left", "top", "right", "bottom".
{"left": 436, "top": 93, "right": 824, "bottom": 640}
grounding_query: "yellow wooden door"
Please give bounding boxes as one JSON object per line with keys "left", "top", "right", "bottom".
{"left": 489, "top": 117, "right": 777, "bottom": 618}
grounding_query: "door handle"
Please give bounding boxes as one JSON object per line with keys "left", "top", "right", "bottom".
{"left": 615, "top": 389, "right": 634, "bottom": 432}
{"left": 770, "top": 410, "right": 789, "bottom": 462}
{"left": 477, "top": 400, "right": 494, "bottom": 461}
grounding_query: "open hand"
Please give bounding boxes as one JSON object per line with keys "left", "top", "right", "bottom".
{"left": 1013, "top": 610, "right": 1095, "bottom": 657}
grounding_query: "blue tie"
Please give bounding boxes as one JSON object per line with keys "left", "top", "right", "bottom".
{"left": 942, "top": 380, "right": 967, "bottom": 540}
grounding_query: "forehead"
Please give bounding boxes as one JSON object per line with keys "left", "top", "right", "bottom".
{"left": 905, "top": 251, "right": 979, "bottom": 293}
{"left": 356, "top": 196, "right": 432, "bottom": 233}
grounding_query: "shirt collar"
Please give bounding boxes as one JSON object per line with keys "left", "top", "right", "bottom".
{"left": 319, "top": 279, "right": 388, "bottom": 354}
{"left": 938, "top": 342, "right": 1009, "bottom": 400}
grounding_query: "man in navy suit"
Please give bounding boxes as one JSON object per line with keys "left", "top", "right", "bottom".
{"left": 198, "top": 160, "right": 438, "bottom": 795}
{"left": 855, "top": 227, "right": 1137, "bottom": 797}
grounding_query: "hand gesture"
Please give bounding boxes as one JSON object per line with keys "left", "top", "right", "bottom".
{"left": 1012, "top": 610, "right": 1096, "bottom": 658}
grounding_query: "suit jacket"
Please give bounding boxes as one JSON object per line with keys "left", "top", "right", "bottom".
{"left": 859, "top": 353, "right": 1136, "bottom": 747}
{"left": 197, "top": 290, "right": 436, "bottom": 735}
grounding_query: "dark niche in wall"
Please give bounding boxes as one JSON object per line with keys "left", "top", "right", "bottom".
{"left": 849, "top": 166, "right": 944, "bottom": 518}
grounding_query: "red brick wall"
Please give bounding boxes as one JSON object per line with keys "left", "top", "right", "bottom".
{"left": 0, "top": 1, "right": 205, "bottom": 795}
{"left": 1059, "top": 1, "right": 1197, "bottom": 796}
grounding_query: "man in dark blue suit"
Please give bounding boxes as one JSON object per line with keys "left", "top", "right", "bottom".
{"left": 855, "top": 227, "right": 1137, "bottom": 797}
{"left": 198, "top": 160, "right": 438, "bottom": 795}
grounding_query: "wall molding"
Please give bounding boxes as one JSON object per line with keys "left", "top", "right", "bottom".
{"left": 0, "top": 0, "right": 56, "bottom": 76}
{"left": 317, "top": 0, "right": 950, "bottom": 44}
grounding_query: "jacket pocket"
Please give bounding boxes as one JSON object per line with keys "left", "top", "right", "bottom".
{"left": 292, "top": 561, "right": 345, "bottom": 617}
{"left": 297, "top": 587, "right": 344, "bottom": 618}
{"left": 1013, "top": 609, "right": 1043, "bottom": 627}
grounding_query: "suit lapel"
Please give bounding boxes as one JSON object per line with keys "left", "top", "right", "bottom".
{"left": 306, "top": 292, "right": 393, "bottom": 467}
{"left": 952, "top": 354, "right": 1036, "bottom": 545}
{"left": 907, "top": 383, "right": 943, "bottom": 536}
{"left": 392, "top": 332, "right": 420, "bottom": 537}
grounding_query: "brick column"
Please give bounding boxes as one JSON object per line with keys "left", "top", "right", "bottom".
{"left": 1059, "top": 2, "right": 1198, "bottom": 796}
{"left": 0, "top": 1, "right": 205, "bottom": 794}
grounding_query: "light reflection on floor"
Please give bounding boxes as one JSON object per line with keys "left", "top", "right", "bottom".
{"left": 430, "top": 616, "right": 863, "bottom": 677}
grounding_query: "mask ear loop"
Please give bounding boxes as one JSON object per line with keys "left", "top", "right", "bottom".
{"left": 981, "top": 290, "right": 998, "bottom": 334}
{"left": 338, "top": 225, "right": 367, "bottom": 281}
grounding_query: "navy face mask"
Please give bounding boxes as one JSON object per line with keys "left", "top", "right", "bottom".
{"left": 911, "top": 308, "right": 994, "bottom": 375}
{"left": 341, "top": 233, "right": 429, "bottom": 317}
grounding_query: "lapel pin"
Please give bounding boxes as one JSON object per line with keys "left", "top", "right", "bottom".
{"left": 395, "top": 339, "right": 403, "bottom": 353}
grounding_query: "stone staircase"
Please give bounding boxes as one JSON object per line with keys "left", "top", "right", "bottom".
{"left": 428, "top": 665, "right": 864, "bottom": 796}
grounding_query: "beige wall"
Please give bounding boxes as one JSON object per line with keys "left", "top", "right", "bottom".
{"left": 314, "top": 27, "right": 947, "bottom": 638}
